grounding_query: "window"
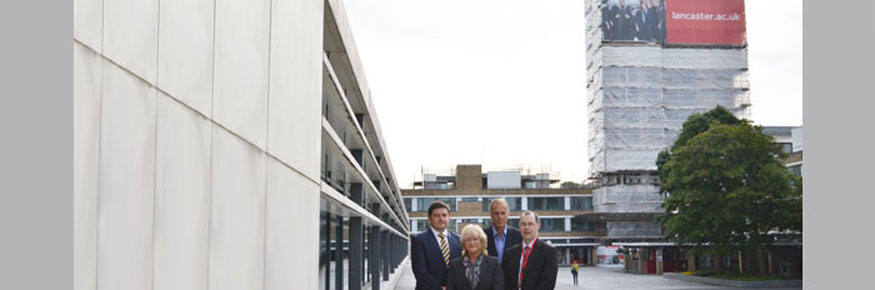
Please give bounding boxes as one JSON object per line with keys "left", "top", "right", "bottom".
{"left": 416, "top": 197, "right": 457, "bottom": 212}
{"left": 460, "top": 197, "right": 479, "bottom": 202}
{"left": 415, "top": 219, "right": 429, "bottom": 232}
{"left": 570, "top": 196, "right": 593, "bottom": 210}
{"left": 788, "top": 164, "right": 802, "bottom": 176}
{"left": 539, "top": 218, "right": 566, "bottom": 232}
{"left": 571, "top": 217, "right": 595, "bottom": 232}
{"left": 779, "top": 142, "right": 793, "bottom": 153}
{"left": 527, "top": 197, "right": 564, "bottom": 211}
{"left": 507, "top": 218, "right": 520, "bottom": 229}
{"left": 404, "top": 198, "right": 413, "bottom": 212}
{"left": 458, "top": 219, "right": 479, "bottom": 227}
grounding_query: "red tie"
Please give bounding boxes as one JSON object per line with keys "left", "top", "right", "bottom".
{"left": 519, "top": 241, "right": 534, "bottom": 288}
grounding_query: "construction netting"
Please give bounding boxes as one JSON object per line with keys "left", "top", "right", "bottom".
{"left": 606, "top": 221, "right": 663, "bottom": 237}
{"left": 592, "top": 184, "right": 663, "bottom": 213}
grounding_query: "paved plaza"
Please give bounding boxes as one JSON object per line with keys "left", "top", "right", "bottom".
{"left": 392, "top": 264, "right": 801, "bottom": 290}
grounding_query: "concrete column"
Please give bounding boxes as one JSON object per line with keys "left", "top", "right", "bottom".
{"left": 364, "top": 227, "right": 369, "bottom": 283}
{"left": 591, "top": 247, "right": 598, "bottom": 265}
{"left": 392, "top": 235, "right": 398, "bottom": 271}
{"left": 656, "top": 248, "right": 664, "bottom": 275}
{"left": 349, "top": 217, "right": 363, "bottom": 290}
{"left": 564, "top": 196, "right": 571, "bottom": 210}
{"left": 325, "top": 213, "right": 331, "bottom": 290}
{"left": 382, "top": 231, "right": 389, "bottom": 280}
{"left": 521, "top": 198, "right": 528, "bottom": 210}
{"left": 687, "top": 251, "right": 697, "bottom": 272}
{"left": 411, "top": 197, "right": 417, "bottom": 212}
{"left": 370, "top": 204, "right": 381, "bottom": 290}
{"left": 638, "top": 249, "right": 644, "bottom": 273}
{"left": 565, "top": 248, "right": 571, "bottom": 263}
{"left": 335, "top": 215, "right": 344, "bottom": 290}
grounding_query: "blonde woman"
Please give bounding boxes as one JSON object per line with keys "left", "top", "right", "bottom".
{"left": 446, "top": 225, "right": 504, "bottom": 290}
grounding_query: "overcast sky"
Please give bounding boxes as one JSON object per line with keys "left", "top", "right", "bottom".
{"left": 342, "top": 0, "right": 802, "bottom": 188}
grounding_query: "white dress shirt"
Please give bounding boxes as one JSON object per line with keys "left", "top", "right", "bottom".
{"left": 431, "top": 226, "right": 450, "bottom": 247}
{"left": 518, "top": 238, "right": 537, "bottom": 285}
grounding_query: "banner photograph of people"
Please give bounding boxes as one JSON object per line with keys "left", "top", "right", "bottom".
{"left": 601, "top": 0, "right": 747, "bottom": 45}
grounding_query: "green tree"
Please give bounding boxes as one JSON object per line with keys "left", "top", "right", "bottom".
{"left": 657, "top": 106, "right": 802, "bottom": 276}
{"left": 560, "top": 181, "right": 581, "bottom": 189}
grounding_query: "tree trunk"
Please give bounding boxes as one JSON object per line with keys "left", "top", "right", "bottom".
{"left": 737, "top": 251, "right": 743, "bottom": 274}
{"left": 715, "top": 253, "right": 724, "bottom": 272}
{"left": 756, "top": 245, "right": 767, "bottom": 277}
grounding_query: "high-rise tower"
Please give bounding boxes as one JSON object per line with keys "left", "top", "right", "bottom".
{"left": 584, "top": 0, "right": 751, "bottom": 241}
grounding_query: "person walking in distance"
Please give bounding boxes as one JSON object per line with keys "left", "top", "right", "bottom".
{"left": 501, "top": 211, "right": 559, "bottom": 290}
{"left": 571, "top": 262, "right": 579, "bottom": 286}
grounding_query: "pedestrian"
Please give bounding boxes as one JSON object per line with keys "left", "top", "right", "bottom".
{"left": 571, "top": 262, "right": 579, "bottom": 286}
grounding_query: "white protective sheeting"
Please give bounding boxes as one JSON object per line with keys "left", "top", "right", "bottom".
{"left": 586, "top": 47, "right": 751, "bottom": 173}
{"left": 602, "top": 46, "right": 749, "bottom": 69}
{"left": 592, "top": 184, "right": 663, "bottom": 213}
{"left": 607, "top": 221, "right": 662, "bottom": 237}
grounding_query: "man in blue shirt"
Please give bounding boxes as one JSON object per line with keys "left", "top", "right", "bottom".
{"left": 482, "top": 198, "right": 522, "bottom": 263}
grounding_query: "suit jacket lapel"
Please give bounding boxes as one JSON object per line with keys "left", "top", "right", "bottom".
{"left": 477, "top": 261, "right": 493, "bottom": 290}
{"left": 486, "top": 227, "right": 496, "bottom": 256}
{"left": 522, "top": 240, "right": 541, "bottom": 285}
{"left": 425, "top": 227, "right": 442, "bottom": 261}
{"left": 507, "top": 247, "right": 521, "bottom": 285}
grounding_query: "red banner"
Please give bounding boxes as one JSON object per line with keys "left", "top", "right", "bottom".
{"left": 665, "top": 0, "right": 746, "bottom": 45}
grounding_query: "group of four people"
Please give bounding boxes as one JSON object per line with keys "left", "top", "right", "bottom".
{"left": 411, "top": 199, "right": 560, "bottom": 290}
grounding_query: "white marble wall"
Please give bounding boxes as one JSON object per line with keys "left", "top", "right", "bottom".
{"left": 73, "top": 1, "right": 323, "bottom": 289}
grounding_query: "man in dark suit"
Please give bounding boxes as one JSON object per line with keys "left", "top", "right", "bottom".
{"left": 501, "top": 211, "right": 558, "bottom": 290}
{"left": 411, "top": 201, "right": 463, "bottom": 290}
{"left": 482, "top": 198, "right": 522, "bottom": 263}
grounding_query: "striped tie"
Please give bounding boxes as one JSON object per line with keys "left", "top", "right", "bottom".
{"left": 439, "top": 233, "right": 450, "bottom": 268}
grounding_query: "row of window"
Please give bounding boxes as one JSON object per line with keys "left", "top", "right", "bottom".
{"left": 410, "top": 216, "right": 596, "bottom": 233}
{"left": 403, "top": 196, "right": 594, "bottom": 213}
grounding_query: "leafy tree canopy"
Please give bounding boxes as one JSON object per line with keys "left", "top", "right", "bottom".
{"left": 657, "top": 106, "right": 802, "bottom": 254}
{"left": 560, "top": 181, "right": 581, "bottom": 189}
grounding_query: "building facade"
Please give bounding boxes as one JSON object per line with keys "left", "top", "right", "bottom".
{"left": 403, "top": 165, "right": 600, "bottom": 266}
{"left": 73, "top": 1, "right": 408, "bottom": 290}
{"left": 763, "top": 126, "right": 803, "bottom": 177}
